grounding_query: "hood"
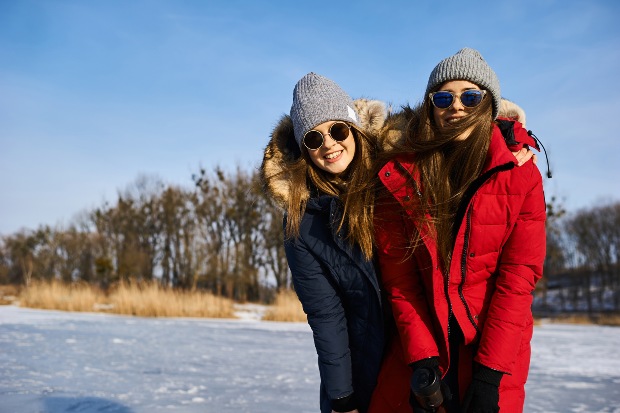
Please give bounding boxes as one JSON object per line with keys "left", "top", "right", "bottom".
{"left": 499, "top": 99, "right": 527, "bottom": 127}
{"left": 260, "top": 99, "right": 387, "bottom": 209}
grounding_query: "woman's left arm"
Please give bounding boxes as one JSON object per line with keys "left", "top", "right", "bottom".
{"left": 475, "top": 165, "right": 547, "bottom": 374}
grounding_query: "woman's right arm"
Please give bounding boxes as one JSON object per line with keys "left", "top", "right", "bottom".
{"left": 374, "top": 199, "right": 440, "bottom": 365}
{"left": 284, "top": 237, "right": 357, "bottom": 412}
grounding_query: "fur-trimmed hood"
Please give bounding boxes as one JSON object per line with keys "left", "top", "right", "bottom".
{"left": 260, "top": 98, "right": 387, "bottom": 209}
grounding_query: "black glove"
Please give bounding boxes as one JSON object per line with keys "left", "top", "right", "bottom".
{"left": 461, "top": 363, "right": 503, "bottom": 413}
{"left": 409, "top": 357, "right": 451, "bottom": 412}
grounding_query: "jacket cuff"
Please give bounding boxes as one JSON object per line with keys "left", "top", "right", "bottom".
{"left": 473, "top": 363, "right": 504, "bottom": 387}
{"left": 409, "top": 356, "right": 440, "bottom": 371}
{"left": 331, "top": 393, "right": 357, "bottom": 412}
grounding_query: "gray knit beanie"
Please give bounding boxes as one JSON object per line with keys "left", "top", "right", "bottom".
{"left": 426, "top": 48, "right": 501, "bottom": 119}
{"left": 290, "top": 72, "right": 359, "bottom": 148}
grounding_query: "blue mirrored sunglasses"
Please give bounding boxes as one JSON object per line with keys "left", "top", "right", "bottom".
{"left": 429, "top": 90, "right": 487, "bottom": 109}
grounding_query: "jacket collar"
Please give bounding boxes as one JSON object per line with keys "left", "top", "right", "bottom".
{"left": 483, "top": 123, "right": 520, "bottom": 173}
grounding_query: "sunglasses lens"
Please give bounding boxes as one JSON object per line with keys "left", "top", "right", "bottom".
{"left": 461, "top": 90, "right": 483, "bottom": 107}
{"left": 330, "top": 122, "right": 350, "bottom": 141}
{"left": 303, "top": 130, "right": 323, "bottom": 150}
{"left": 432, "top": 92, "right": 454, "bottom": 109}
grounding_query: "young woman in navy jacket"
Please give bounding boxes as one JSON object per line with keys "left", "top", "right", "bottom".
{"left": 261, "top": 72, "right": 387, "bottom": 413}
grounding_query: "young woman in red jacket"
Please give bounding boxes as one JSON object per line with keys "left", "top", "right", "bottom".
{"left": 369, "top": 48, "right": 547, "bottom": 413}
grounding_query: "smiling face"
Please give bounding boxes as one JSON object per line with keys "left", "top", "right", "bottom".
{"left": 432, "top": 80, "right": 482, "bottom": 139}
{"left": 306, "top": 121, "right": 356, "bottom": 176}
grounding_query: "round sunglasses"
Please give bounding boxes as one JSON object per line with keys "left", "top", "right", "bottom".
{"left": 429, "top": 89, "right": 487, "bottom": 109}
{"left": 303, "top": 121, "right": 351, "bottom": 151}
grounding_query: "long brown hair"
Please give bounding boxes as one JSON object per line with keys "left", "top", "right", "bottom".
{"left": 283, "top": 124, "right": 379, "bottom": 259}
{"left": 390, "top": 88, "right": 493, "bottom": 270}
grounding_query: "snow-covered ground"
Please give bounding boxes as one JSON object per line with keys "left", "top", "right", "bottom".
{"left": 0, "top": 306, "right": 619, "bottom": 413}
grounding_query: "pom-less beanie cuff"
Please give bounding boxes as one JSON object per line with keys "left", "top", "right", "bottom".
{"left": 426, "top": 48, "right": 501, "bottom": 119}
{"left": 290, "top": 72, "right": 359, "bottom": 148}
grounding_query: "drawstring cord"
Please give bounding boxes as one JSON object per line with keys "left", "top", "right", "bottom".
{"left": 528, "top": 130, "right": 552, "bottom": 179}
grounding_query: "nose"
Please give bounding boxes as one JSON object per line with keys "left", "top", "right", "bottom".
{"left": 322, "top": 133, "right": 338, "bottom": 148}
{"left": 451, "top": 96, "right": 465, "bottom": 110}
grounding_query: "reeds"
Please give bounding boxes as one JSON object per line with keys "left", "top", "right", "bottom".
{"left": 542, "top": 313, "right": 620, "bottom": 327}
{"left": 14, "top": 282, "right": 619, "bottom": 326}
{"left": 109, "top": 281, "right": 234, "bottom": 318}
{"left": 0, "top": 284, "right": 20, "bottom": 305}
{"left": 262, "top": 289, "right": 307, "bottom": 322}
{"left": 18, "top": 280, "right": 234, "bottom": 319}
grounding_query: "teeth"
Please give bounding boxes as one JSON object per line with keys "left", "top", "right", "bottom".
{"left": 325, "top": 151, "right": 342, "bottom": 159}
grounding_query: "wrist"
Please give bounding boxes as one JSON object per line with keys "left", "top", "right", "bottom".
{"left": 410, "top": 356, "right": 440, "bottom": 372}
{"left": 473, "top": 363, "right": 503, "bottom": 387}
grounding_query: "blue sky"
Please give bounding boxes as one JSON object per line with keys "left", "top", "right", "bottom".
{"left": 1, "top": 0, "right": 619, "bottom": 235}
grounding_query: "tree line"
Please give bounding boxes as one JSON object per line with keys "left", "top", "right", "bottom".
{"left": 538, "top": 198, "right": 620, "bottom": 314}
{"left": 0, "top": 168, "right": 289, "bottom": 302}
{"left": 0, "top": 166, "right": 618, "bottom": 311}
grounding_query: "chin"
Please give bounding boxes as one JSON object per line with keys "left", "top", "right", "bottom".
{"left": 328, "top": 166, "right": 347, "bottom": 175}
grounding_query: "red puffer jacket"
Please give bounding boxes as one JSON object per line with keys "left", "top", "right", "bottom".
{"left": 369, "top": 120, "right": 546, "bottom": 413}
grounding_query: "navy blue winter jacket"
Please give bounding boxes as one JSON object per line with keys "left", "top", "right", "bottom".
{"left": 284, "top": 195, "right": 385, "bottom": 413}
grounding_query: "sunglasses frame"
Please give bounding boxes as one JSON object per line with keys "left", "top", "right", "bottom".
{"left": 302, "top": 121, "right": 352, "bottom": 151}
{"left": 428, "top": 89, "right": 487, "bottom": 110}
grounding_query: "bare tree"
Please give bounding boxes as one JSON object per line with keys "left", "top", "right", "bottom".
{"left": 257, "top": 184, "right": 290, "bottom": 293}
{"left": 193, "top": 167, "right": 228, "bottom": 295}
{"left": 565, "top": 201, "right": 620, "bottom": 312}
{"left": 538, "top": 196, "right": 567, "bottom": 311}
{"left": 158, "top": 186, "right": 199, "bottom": 289}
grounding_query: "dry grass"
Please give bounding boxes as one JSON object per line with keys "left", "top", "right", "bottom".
{"left": 0, "top": 284, "right": 21, "bottom": 305}
{"left": 18, "top": 280, "right": 235, "bottom": 319}
{"left": 263, "top": 289, "right": 307, "bottom": 322}
{"left": 110, "top": 281, "right": 234, "bottom": 318}
{"left": 14, "top": 281, "right": 620, "bottom": 325}
{"left": 19, "top": 281, "right": 100, "bottom": 312}
{"left": 541, "top": 313, "right": 620, "bottom": 327}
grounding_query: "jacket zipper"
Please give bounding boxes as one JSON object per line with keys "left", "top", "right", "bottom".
{"left": 445, "top": 260, "right": 453, "bottom": 345}
{"left": 394, "top": 161, "right": 456, "bottom": 353}
{"left": 459, "top": 207, "right": 480, "bottom": 334}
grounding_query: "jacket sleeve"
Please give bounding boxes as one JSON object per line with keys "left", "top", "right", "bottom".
{"left": 475, "top": 164, "right": 546, "bottom": 373}
{"left": 283, "top": 235, "right": 355, "bottom": 407}
{"left": 374, "top": 197, "right": 440, "bottom": 365}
